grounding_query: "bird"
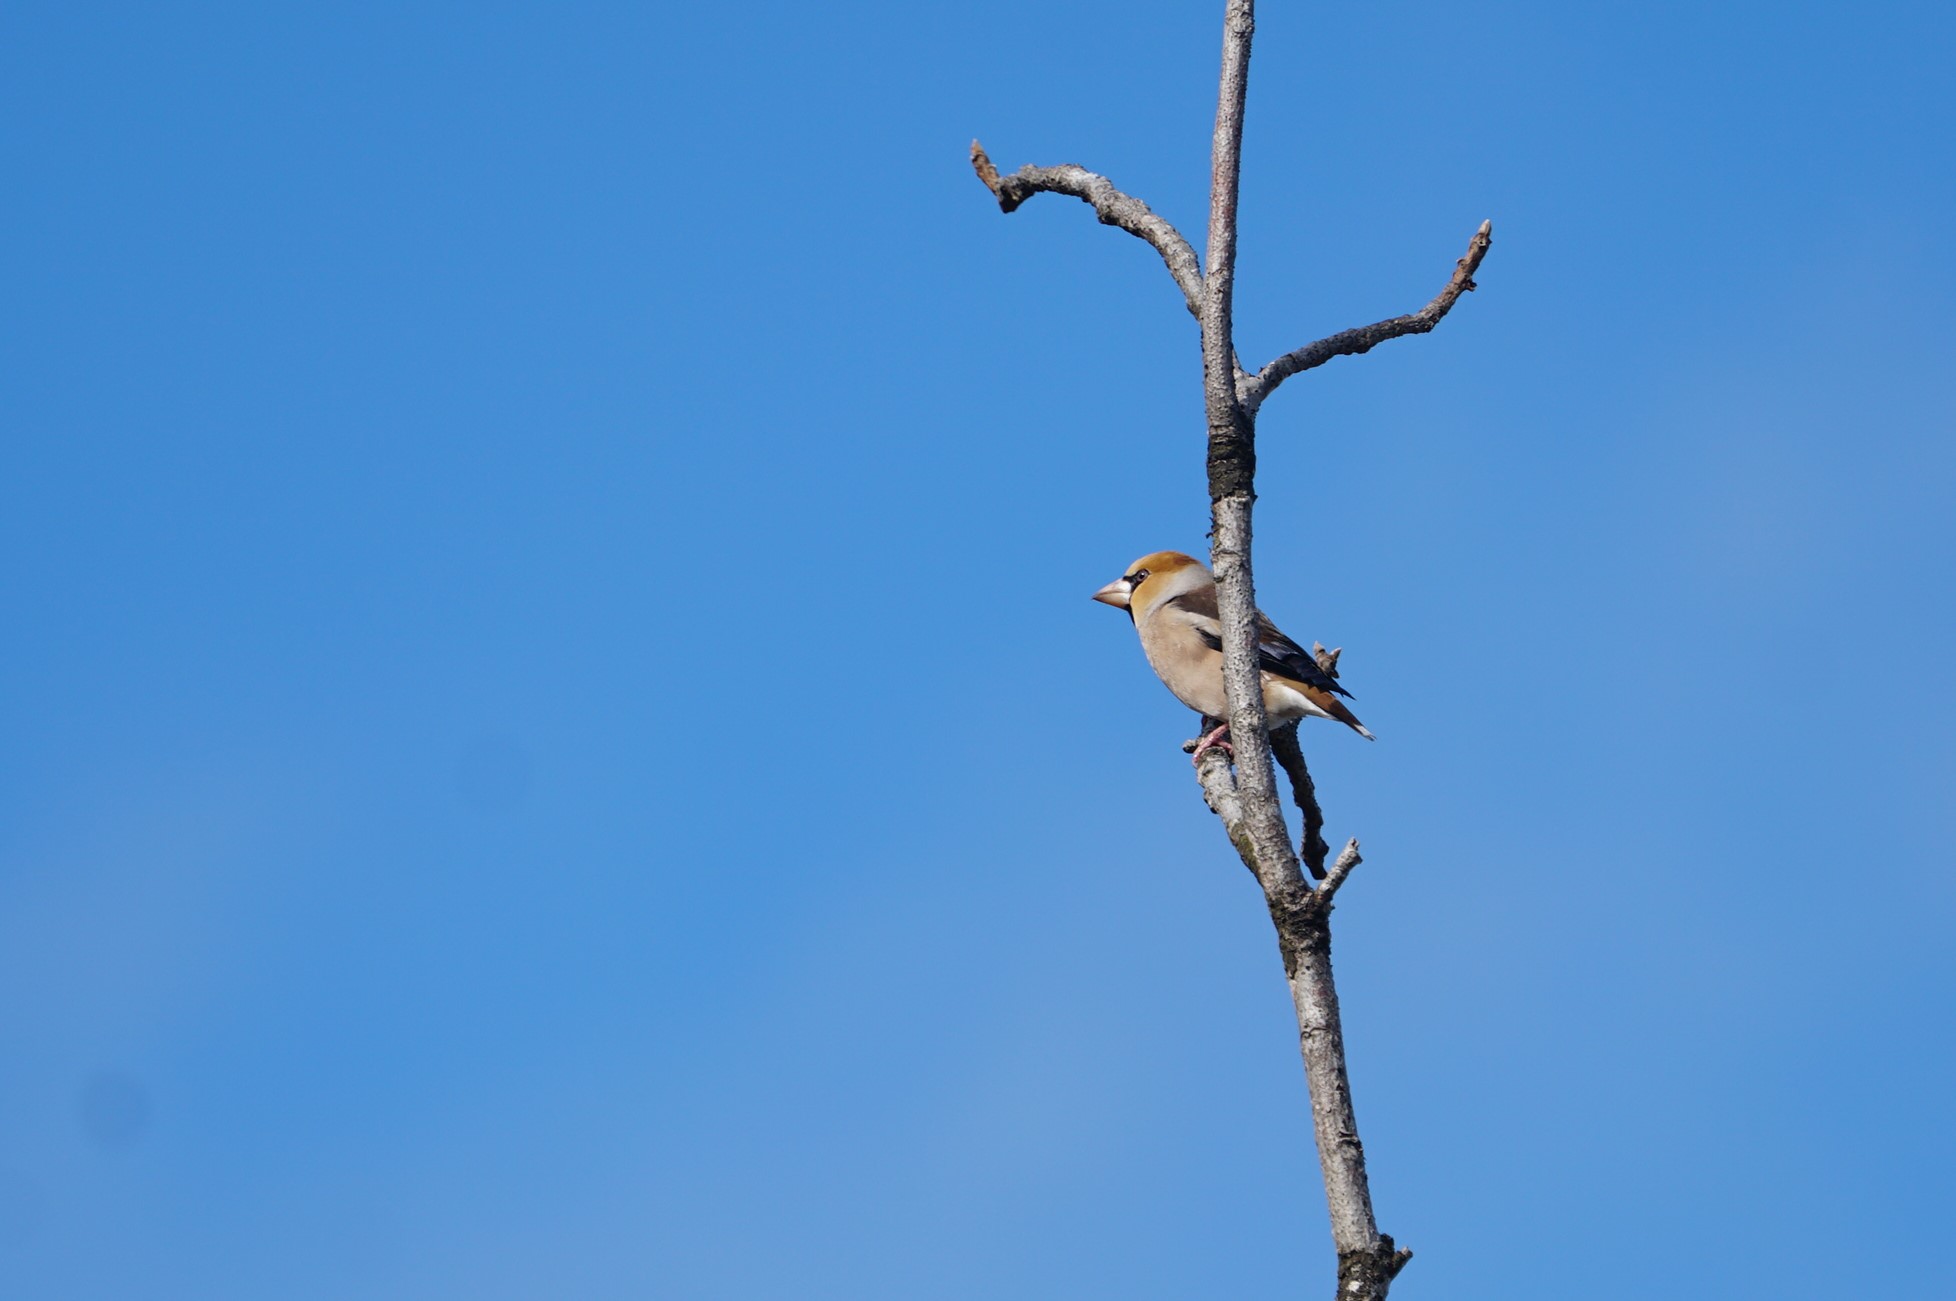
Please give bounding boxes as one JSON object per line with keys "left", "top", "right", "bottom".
{"left": 1092, "top": 550, "right": 1373, "bottom": 760}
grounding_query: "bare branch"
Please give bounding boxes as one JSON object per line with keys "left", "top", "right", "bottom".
{"left": 1271, "top": 723, "right": 1331, "bottom": 879}
{"left": 1191, "top": 740, "right": 1251, "bottom": 865}
{"left": 1241, "top": 219, "right": 1493, "bottom": 413}
{"left": 1197, "top": 6, "right": 1405, "bottom": 1296}
{"left": 1188, "top": 721, "right": 1299, "bottom": 886}
{"left": 1200, "top": 1, "right": 1253, "bottom": 386}
{"left": 1204, "top": 0, "right": 1288, "bottom": 887}
{"left": 1192, "top": 773, "right": 1381, "bottom": 1281}
{"left": 970, "top": 141, "right": 1204, "bottom": 317}
{"left": 1195, "top": 726, "right": 1358, "bottom": 899}
{"left": 1198, "top": 5, "right": 1301, "bottom": 914}
{"left": 1282, "top": 881, "right": 1382, "bottom": 1278}
{"left": 976, "top": 0, "right": 1483, "bottom": 1291}
{"left": 1317, "top": 838, "right": 1363, "bottom": 900}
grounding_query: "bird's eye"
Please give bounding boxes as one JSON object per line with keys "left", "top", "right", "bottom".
{"left": 1127, "top": 568, "right": 1150, "bottom": 585}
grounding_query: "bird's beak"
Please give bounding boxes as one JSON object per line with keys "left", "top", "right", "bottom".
{"left": 1091, "top": 578, "right": 1132, "bottom": 609}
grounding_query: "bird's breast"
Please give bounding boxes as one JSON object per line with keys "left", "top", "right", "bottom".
{"left": 1135, "top": 613, "right": 1229, "bottom": 719}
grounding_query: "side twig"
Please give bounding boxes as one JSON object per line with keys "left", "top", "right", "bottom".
{"left": 1315, "top": 836, "right": 1363, "bottom": 900}
{"left": 1271, "top": 723, "right": 1330, "bottom": 880}
{"left": 1241, "top": 219, "right": 1493, "bottom": 413}
{"left": 970, "top": 141, "right": 1204, "bottom": 317}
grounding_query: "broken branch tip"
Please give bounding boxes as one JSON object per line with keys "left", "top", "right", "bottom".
{"left": 969, "top": 140, "right": 1001, "bottom": 195}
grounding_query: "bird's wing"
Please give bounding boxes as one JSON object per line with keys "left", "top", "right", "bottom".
{"left": 1166, "top": 587, "right": 1353, "bottom": 699}
{"left": 1250, "top": 611, "right": 1353, "bottom": 699}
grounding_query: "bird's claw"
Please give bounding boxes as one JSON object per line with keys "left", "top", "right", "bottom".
{"left": 1190, "top": 723, "right": 1234, "bottom": 766}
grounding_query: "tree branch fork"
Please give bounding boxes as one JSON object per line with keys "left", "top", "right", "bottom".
{"left": 970, "top": 140, "right": 1491, "bottom": 413}
{"left": 971, "top": 7, "right": 1486, "bottom": 1295}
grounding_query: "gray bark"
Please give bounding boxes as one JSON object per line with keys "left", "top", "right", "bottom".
{"left": 970, "top": 143, "right": 1204, "bottom": 317}
{"left": 1271, "top": 723, "right": 1330, "bottom": 880}
{"left": 1202, "top": 0, "right": 1296, "bottom": 901}
{"left": 970, "top": 3, "right": 1487, "bottom": 1295}
{"left": 1241, "top": 220, "right": 1493, "bottom": 413}
{"left": 1198, "top": 10, "right": 1405, "bottom": 1286}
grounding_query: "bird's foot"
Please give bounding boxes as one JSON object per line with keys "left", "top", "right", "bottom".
{"left": 1190, "top": 723, "right": 1233, "bottom": 766}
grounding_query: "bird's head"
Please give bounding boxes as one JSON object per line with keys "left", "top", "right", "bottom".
{"left": 1091, "top": 550, "right": 1210, "bottom": 617}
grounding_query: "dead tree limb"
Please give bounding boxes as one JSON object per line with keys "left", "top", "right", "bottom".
{"left": 1240, "top": 219, "right": 1494, "bottom": 413}
{"left": 1271, "top": 723, "right": 1330, "bottom": 880}
{"left": 972, "top": 2, "right": 1487, "bottom": 1295}
{"left": 970, "top": 142, "right": 1204, "bottom": 316}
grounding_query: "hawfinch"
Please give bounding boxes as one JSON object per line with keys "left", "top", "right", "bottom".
{"left": 1093, "top": 550, "right": 1374, "bottom": 755}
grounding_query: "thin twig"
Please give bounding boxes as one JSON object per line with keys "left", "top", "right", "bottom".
{"left": 1271, "top": 723, "right": 1330, "bottom": 880}
{"left": 1316, "top": 838, "right": 1363, "bottom": 900}
{"left": 1241, "top": 219, "right": 1493, "bottom": 413}
{"left": 970, "top": 141, "right": 1204, "bottom": 317}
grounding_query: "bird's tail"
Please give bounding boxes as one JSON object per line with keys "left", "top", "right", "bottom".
{"left": 1291, "top": 681, "right": 1376, "bottom": 741}
{"left": 1320, "top": 694, "right": 1376, "bottom": 742}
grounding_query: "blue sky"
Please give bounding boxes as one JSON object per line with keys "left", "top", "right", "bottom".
{"left": 2, "top": 1, "right": 1952, "bottom": 1296}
